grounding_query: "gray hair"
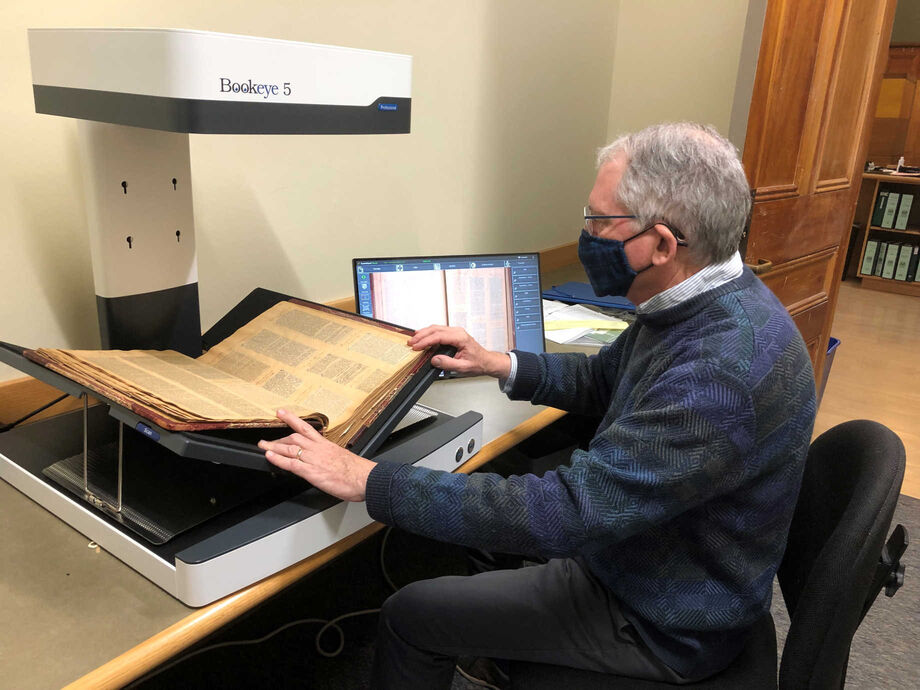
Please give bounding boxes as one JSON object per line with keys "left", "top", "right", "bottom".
{"left": 597, "top": 122, "right": 751, "bottom": 265}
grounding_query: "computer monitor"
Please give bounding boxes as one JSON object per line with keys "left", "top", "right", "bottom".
{"left": 352, "top": 252, "right": 544, "bottom": 356}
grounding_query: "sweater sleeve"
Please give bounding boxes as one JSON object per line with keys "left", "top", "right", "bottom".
{"left": 507, "top": 337, "right": 627, "bottom": 415}
{"left": 365, "top": 360, "right": 756, "bottom": 558}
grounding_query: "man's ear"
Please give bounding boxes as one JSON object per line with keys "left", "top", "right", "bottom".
{"left": 650, "top": 224, "right": 679, "bottom": 265}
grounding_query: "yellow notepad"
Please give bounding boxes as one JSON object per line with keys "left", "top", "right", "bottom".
{"left": 544, "top": 319, "right": 629, "bottom": 331}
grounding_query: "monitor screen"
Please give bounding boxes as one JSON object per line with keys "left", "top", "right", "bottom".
{"left": 352, "top": 253, "right": 544, "bottom": 355}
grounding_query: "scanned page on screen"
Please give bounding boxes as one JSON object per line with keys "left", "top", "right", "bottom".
{"left": 444, "top": 268, "right": 514, "bottom": 352}
{"left": 370, "top": 270, "right": 449, "bottom": 330}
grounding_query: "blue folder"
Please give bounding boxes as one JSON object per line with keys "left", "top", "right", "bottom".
{"left": 542, "top": 281, "right": 635, "bottom": 312}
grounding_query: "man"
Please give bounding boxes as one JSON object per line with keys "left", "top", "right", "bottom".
{"left": 260, "top": 122, "right": 817, "bottom": 687}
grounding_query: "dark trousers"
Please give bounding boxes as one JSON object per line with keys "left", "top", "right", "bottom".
{"left": 371, "top": 556, "right": 688, "bottom": 689}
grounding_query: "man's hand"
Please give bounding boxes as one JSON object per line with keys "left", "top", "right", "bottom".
{"left": 408, "top": 325, "right": 511, "bottom": 379}
{"left": 258, "top": 409, "right": 375, "bottom": 502}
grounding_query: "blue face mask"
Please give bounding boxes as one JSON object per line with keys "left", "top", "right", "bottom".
{"left": 577, "top": 227, "right": 653, "bottom": 297}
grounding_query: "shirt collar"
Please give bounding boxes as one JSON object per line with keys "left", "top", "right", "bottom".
{"left": 637, "top": 251, "right": 744, "bottom": 314}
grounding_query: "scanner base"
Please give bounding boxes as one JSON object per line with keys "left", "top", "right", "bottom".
{"left": 0, "top": 404, "right": 482, "bottom": 606}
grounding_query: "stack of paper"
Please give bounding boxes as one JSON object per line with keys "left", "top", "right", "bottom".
{"left": 543, "top": 300, "right": 629, "bottom": 347}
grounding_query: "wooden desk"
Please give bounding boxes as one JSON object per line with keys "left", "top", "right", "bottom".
{"left": 0, "top": 378, "right": 565, "bottom": 690}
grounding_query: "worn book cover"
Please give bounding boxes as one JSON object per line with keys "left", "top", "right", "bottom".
{"left": 25, "top": 299, "right": 436, "bottom": 448}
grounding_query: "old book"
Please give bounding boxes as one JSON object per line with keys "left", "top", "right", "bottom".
{"left": 871, "top": 189, "right": 890, "bottom": 226}
{"left": 24, "top": 299, "right": 436, "bottom": 447}
{"left": 881, "top": 243, "right": 901, "bottom": 279}
{"left": 894, "top": 244, "right": 914, "bottom": 281}
{"left": 874, "top": 242, "right": 890, "bottom": 276}
{"left": 895, "top": 193, "right": 914, "bottom": 230}
{"left": 881, "top": 192, "right": 900, "bottom": 228}
{"left": 859, "top": 239, "right": 880, "bottom": 276}
{"left": 908, "top": 245, "right": 920, "bottom": 282}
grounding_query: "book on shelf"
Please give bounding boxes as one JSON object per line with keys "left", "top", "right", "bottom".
{"left": 860, "top": 239, "right": 880, "bottom": 276}
{"left": 874, "top": 241, "right": 890, "bottom": 276}
{"left": 905, "top": 245, "right": 920, "bottom": 282}
{"left": 24, "top": 299, "right": 437, "bottom": 448}
{"left": 895, "top": 193, "right": 914, "bottom": 230}
{"left": 871, "top": 189, "right": 890, "bottom": 226}
{"left": 881, "top": 242, "right": 901, "bottom": 279}
{"left": 894, "top": 244, "right": 914, "bottom": 281}
{"left": 881, "top": 192, "right": 901, "bottom": 228}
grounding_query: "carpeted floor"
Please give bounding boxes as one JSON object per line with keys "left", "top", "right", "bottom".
{"left": 130, "top": 452, "right": 919, "bottom": 689}
{"left": 771, "top": 493, "right": 919, "bottom": 689}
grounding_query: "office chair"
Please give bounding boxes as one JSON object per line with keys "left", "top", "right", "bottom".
{"left": 508, "top": 420, "right": 908, "bottom": 689}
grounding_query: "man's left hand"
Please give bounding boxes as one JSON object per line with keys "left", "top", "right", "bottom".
{"left": 258, "top": 409, "right": 375, "bottom": 502}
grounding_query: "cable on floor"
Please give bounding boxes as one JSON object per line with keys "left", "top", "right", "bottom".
{"left": 128, "top": 526, "right": 402, "bottom": 686}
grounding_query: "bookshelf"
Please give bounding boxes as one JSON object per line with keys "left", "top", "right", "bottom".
{"left": 855, "top": 173, "right": 920, "bottom": 296}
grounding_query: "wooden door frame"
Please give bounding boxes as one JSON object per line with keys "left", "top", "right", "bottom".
{"left": 744, "top": 0, "right": 897, "bottom": 391}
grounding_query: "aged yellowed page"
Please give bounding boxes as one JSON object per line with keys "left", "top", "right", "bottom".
{"left": 28, "top": 300, "right": 426, "bottom": 441}
{"left": 33, "top": 349, "right": 312, "bottom": 423}
{"left": 198, "top": 301, "right": 418, "bottom": 433}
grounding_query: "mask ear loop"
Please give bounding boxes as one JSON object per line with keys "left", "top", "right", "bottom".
{"left": 627, "top": 223, "right": 687, "bottom": 276}
{"left": 648, "top": 221, "right": 688, "bottom": 247}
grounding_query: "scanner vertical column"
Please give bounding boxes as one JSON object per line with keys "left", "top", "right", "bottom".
{"left": 77, "top": 121, "right": 201, "bottom": 356}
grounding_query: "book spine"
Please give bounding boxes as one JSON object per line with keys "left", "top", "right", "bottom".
{"left": 906, "top": 245, "right": 920, "bottom": 282}
{"left": 859, "top": 240, "right": 878, "bottom": 276}
{"left": 860, "top": 239, "right": 879, "bottom": 276}
{"left": 894, "top": 244, "right": 913, "bottom": 280}
{"left": 872, "top": 190, "right": 890, "bottom": 226}
{"left": 874, "top": 241, "right": 889, "bottom": 276}
{"left": 881, "top": 243, "right": 901, "bottom": 279}
{"left": 895, "top": 193, "right": 914, "bottom": 230}
{"left": 881, "top": 192, "right": 901, "bottom": 228}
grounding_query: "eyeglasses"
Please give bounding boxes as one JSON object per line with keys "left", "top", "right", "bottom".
{"left": 583, "top": 206, "right": 688, "bottom": 246}
{"left": 583, "top": 206, "right": 636, "bottom": 236}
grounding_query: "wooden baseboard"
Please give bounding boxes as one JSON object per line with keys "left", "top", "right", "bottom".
{"left": 0, "top": 377, "right": 90, "bottom": 428}
{"left": 325, "top": 295, "right": 356, "bottom": 313}
{"left": 539, "top": 240, "right": 579, "bottom": 273}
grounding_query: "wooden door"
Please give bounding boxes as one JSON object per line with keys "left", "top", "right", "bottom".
{"left": 741, "top": 0, "right": 897, "bottom": 390}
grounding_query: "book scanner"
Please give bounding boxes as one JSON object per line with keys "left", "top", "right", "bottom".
{"left": 0, "top": 29, "right": 482, "bottom": 607}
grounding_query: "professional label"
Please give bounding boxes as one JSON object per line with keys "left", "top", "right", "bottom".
{"left": 219, "top": 78, "right": 292, "bottom": 99}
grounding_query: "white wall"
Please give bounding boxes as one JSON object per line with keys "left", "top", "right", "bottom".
{"left": 606, "top": 0, "right": 750, "bottom": 143}
{"left": 0, "top": 1, "right": 619, "bottom": 379}
{"left": 0, "top": 0, "right": 759, "bottom": 381}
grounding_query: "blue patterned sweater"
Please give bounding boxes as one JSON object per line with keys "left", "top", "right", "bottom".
{"left": 365, "top": 268, "right": 817, "bottom": 678}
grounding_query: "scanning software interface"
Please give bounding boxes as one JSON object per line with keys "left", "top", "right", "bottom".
{"left": 353, "top": 254, "right": 544, "bottom": 354}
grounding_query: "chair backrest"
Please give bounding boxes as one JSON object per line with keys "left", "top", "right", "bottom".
{"left": 777, "top": 420, "right": 905, "bottom": 689}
